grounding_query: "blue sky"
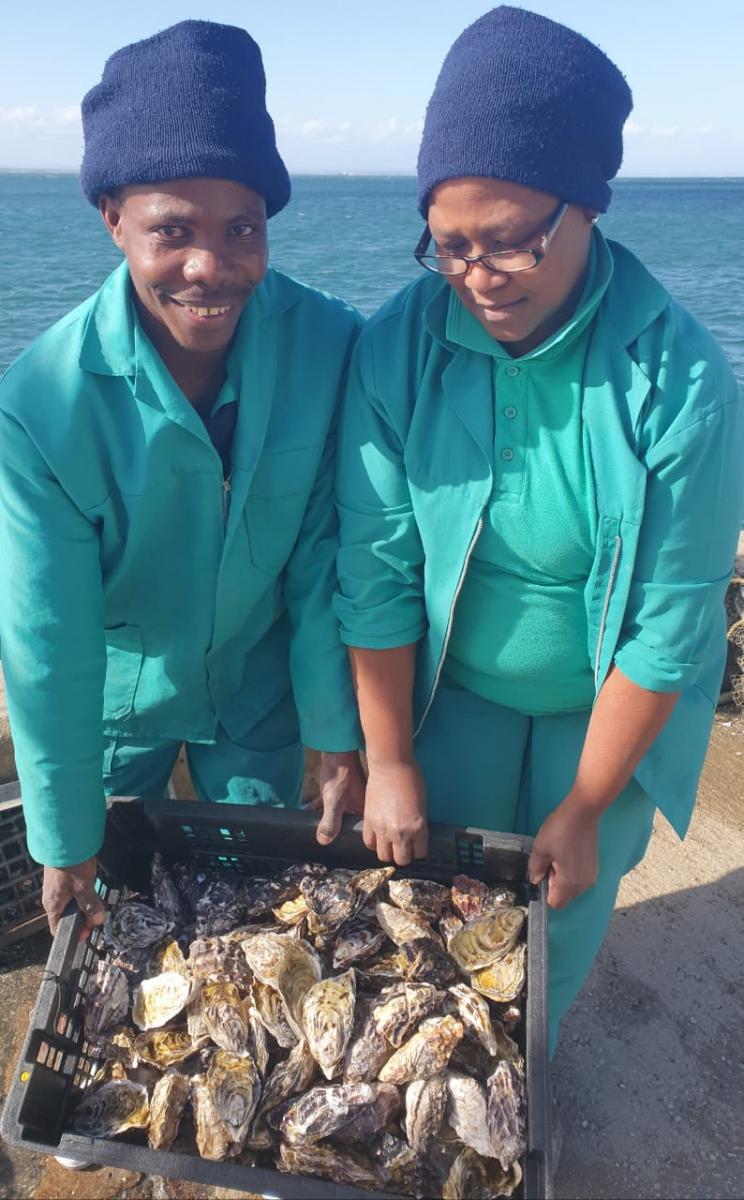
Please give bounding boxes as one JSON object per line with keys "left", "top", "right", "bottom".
{"left": 1, "top": 0, "right": 742, "bottom": 175}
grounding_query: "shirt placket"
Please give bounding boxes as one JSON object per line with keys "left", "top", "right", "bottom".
{"left": 492, "top": 360, "right": 527, "bottom": 498}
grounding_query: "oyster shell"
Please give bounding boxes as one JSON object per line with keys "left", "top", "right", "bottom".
{"left": 356, "top": 946, "right": 408, "bottom": 988}
{"left": 250, "top": 1037, "right": 316, "bottom": 1148}
{"left": 332, "top": 916, "right": 387, "bottom": 970}
{"left": 84, "top": 960, "right": 129, "bottom": 1038}
{"left": 191, "top": 1072, "right": 232, "bottom": 1160}
{"left": 301, "top": 871, "right": 360, "bottom": 934}
{"left": 273, "top": 895, "right": 310, "bottom": 925}
{"left": 375, "top": 901, "right": 441, "bottom": 947}
{"left": 207, "top": 1048, "right": 262, "bottom": 1152}
{"left": 439, "top": 913, "right": 465, "bottom": 949}
{"left": 134, "top": 1028, "right": 206, "bottom": 1069}
{"left": 343, "top": 997, "right": 393, "bottom": 1083}
{"left": 148, "top": 1068, "right": 190, "bottom": 1150}
{"left": 71, "top": 1080, "right": 149, "bottom": 1138}
{"left": 150, "top": 937, "right": 189, "bottom": 977}
{"left": 487, "top": 1058, "right": 527, "bottom": 1171}
{"left": 279, "top": 1142, "right": 381, "bottom": 1190}
{"left": 405, "top": 1073, "right": 447, "bottom": 1154}
{"left": 241, "top": 876, "right": 284, "bottom": 918}
{"left": 351, "top": 865, "right": 396, "bottom": 900}
{"left": 443, "top": 1146, "right": 523, "bottom": 1199}
{"left": 446, "top": 1071, "right": 494, "bottom": 1158}
{"left": 378, "top": 1014, "right": 464, "bottom": 1084}
{"left": 471, "top": 944, "right": 527, "bottom": 1004}
{"left": 188, "top": 936, "right": 252, "bottom": 989}
{"left": 400, "top": 937, "right": 458, "bottom": 984}
{"left": 388, "top": 878, "right": 450, "bottom": 920}
{"left": 451, "top": 876, "right": 517, "bottom": 922}
{"left": 247, "top": 1005, "right": 270, "bottom": 1076}
{"left": 449, "top": 908, "right": 525, "bottom": 973}
{"left": 195, "top": 877, "right": 243, "bottom": 938}
{"left": 374, "top": 1132, "right": 430, "bottom": 1198}
{"left": 301, "top": 968, "right": 356, "bottom": 1080}
{"left": 449, "top": 982, "right": 500, "bottom": 1055}
{"left": 250, "top": 978, "right": 297, "bottom": 1049}
{"left": 281, "top": 1081, "right": 398, "bottom": 1146}
{"left": 132, "top": 971, "right": 192, "bottom": 1031}
{"left": 86, "top": 1025, "right": 139, "bottom": 1069}
{"left": 104, "top": 901, "right": 172, "bottom": 952}
{"left": 372, "top": 982, "right": 445, "bottom": 1048}
{"left": 199, "top": 981, "right": 251, "bottom": 1055}
{"left": 242, "top": 932, "right": 321, "bottom": 1036}
{"left": 150, "top": 853, "right": 183, "bottom": 927}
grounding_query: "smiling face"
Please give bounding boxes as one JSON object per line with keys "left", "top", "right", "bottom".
{"left": 427, "top": 177, "right": 596, "bottom": 356}
{"left": 99, "top": 177, "right": 268, "bottom": 370}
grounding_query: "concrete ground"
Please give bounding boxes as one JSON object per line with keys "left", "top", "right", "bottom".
{"left": 0, "top": 708, "right": 742, "bottom": 1199}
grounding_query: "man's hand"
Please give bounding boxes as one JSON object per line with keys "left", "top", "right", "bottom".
{"left": 42, "top": 857, "right": 106, "bottom": 936}
{"left": 527, "top": 802, "right": 600, "bottom": 910}
{"left": 363, "top": 759, "right": 428, "bottom": 866}
{"left": 306, "top": 751, "right": 366, "bottom": 846}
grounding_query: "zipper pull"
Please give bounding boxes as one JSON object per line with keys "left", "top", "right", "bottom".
{"left": 222, "top": 476, "right": 232, "bottom": 525}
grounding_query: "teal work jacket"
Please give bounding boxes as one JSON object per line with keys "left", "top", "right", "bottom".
{"left": 336, "top": 237, "right": 744, "bottom": 838}
{"left": 0, "top": 262, "right": 362, "bottom": 866}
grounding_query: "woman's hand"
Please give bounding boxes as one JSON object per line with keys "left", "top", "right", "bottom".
{"left": 527, "top": 802, "right": 600, "bottom": 910}
{"left": 308, "top": 750, "right": 367, "bottom": 846}
{"left": 363, "top": 759, "right": 428, "bottom": 866}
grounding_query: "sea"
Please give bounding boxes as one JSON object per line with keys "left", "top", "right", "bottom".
{"left": 1, "top": 173, "right": 743, "bottom": 389}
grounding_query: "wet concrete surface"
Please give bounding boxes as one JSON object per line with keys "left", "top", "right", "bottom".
{"left": 0, "top": 712, "right": 742, "bottom": 1199}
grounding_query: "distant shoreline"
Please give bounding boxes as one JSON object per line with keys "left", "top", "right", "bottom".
{"left": 1, "top": 169, "right": 744, "bottom": 182}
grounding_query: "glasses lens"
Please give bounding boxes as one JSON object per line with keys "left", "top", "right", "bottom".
{"left": 484, "top": 251, "right": 538, "bottom": 273}
{"left": 417, "top": 255, "right": 468, "bottom": 276}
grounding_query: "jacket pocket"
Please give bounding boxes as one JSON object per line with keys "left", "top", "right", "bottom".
{"left": 103, "top": 624, "right": 143, "bottom": 720}
{"left": 244, "top": 444, "right": 322, "bottom": 574}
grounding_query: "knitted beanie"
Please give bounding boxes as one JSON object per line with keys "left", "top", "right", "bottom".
{"left": 81, "top": 20, "right": 290, "bottom": 216}
{"left": 417, "top": 6, "right": 632, "bottom": 215}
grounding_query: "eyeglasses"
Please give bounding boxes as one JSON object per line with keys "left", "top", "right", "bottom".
{"left": 414, "top": 201, "right": 569, "bottom": 276}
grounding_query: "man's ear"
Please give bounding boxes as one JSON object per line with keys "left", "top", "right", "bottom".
{"left": 586, "top": 209, "right": 599, "bottom": 226}
{"left": 99, "top": 191, "right": 125, "bottom": 247}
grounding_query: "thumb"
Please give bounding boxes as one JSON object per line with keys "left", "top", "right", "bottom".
{"left": 316, "top": 788, "right": 345, "bottom": 846}
{"left": 528, "top": 846, "right": 553, "bottom": 886}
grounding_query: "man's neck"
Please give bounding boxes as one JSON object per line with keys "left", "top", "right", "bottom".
{"left": 135, "top": 295, "right": 229, "bottom": 409}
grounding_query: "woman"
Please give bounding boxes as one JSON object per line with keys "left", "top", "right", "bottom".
{"left": 335, "top": 6, "right": 744, "bottom": 1051}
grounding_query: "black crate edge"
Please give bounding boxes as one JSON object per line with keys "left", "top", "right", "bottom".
{"left": 1, "top": 797, "right": 551, "bottom": 1200}
{"left": 0, "top": 787, "right": 45, "bottom": 948}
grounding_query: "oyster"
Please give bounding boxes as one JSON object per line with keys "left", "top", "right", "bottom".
{"left": 195, "top": 877, "right": 243, "bottom": 938}
{"left": 388, "top": 878, "right": 450, "bottom": 920}
{"left": 405, "top": 1073, "right": 447, "bottom": 1154}
{"left": 148, "top": 1068, "right": 190, "bottom": 1150}
{"left": 449, "top": 982, "right": 500, "bottom": 1056}
{"left": 356, "top": 946, "right": 408, "bottom": 988}
{"left": 372, "top": 982, "right": 445, "bottom": 1047}
{"left": 242, "top": 932, "right": 321, "bottom": 1035}
{"left": 188, "top": 936, "right": 252, "bottom": 989}
{"left": 446, "top": 1071, "right": 494, "bottom": 1158}
{"left": 207, "top": 1048, "right": 262, "bottom": 1152}
{"left": 247, "top": 1006, "right": 270, "bottom": 1076}
{"left": 84, "top": 960, "right": 129, "bottom": 1038}
{"left": 150, "top": 937, "right": 189, "bottom": 977}
{"left": 134, "top": 1028, "right": 205, "bottom": 1069}
{"left": 132, "top": 971, "right": 192, "bottom": 1031}
{"left": 332, "top": 916, "right": 387, "bottom": 970}
{"left": 351, "top": 865, "right": 396, "bottom": 900}
{"left": 375, "top": 1132, "right": 430, "bottom": 1198}
{"left": 443, "top": 1146, "right": 523, "bottom": 1199}
{"left": 273, "top": 895, "right": 309, "bottom": 925}
{"left": 451, "top": 876, "right": 517, "bottom": 922}
{"left": 281, "top": 1081, "right": 398, "bottom": 1145}
{"left": 86, "top": 1025, "right": 139, "bottom": 1069}
{"left": 487, "top": 1058, "right": 527, "bottom": 1171}
{"left": 450, "top": 1035, "right": 494, "bottom": 1080}
{"left": 498, "top": 1003, "right": 522, "bottom": 1033}
{"left": 471, "top": 944, "right": 527, "bottom": 1004}
{"left": 150, "top": 853, "right": 183, "bottom": 927}
{"left": 301, "top": 968, "right": 356, "bottom": 1080}
{"left": 301, "top": 871, "right": 360, "bottom": 934}
{"left": 71, "top": 1079, "right": 149, "bottom": 1138}
{"left": 250, "top": 1038, "right": 316, "bottom": 1148}
{"left": 241, "top": 876, "right": 284, "bottom": 918}
{"left": 400, "top": 937, "right": 458, "bottom": 985}
{"left": 440, "top": 913, "right": 465, "bottom": 948}
{"left": 279, "top": 1142, "right": 381, "bottom": 1190}
{"left": 250, "top": 978, "right": 297, "bottom": 1049}
{"left": 375, "top": 901, "right": 441, "bottom": 947}
{"left": 191, "top": 1072, "right": 232, "bottom": 1161}
{"left": 378, "top": 1014, "right": 463, "bottom": 1084}
{"left": 343, "top": 998, "right": 393, "bottom": 1083}
{"left": 104, "top": 901, "right": 172, "bottom": 952}
{"left": 199, "top": 981, "right": 251, "bottom": 1055}
{"left": 449, "top": 908, "right": 525, "bottom": 973}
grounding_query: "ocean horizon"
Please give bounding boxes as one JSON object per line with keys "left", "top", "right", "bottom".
{"left": 2, "top": 174, "right": 743, "bottom": 390}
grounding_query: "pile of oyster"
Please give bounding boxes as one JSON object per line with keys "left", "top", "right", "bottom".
{"left": 71, "top": 854, "right": 529, "bottom": 1199}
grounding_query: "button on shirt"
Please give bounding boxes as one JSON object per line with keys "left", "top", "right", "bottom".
{"left": 444, "top": 234, "right": 614, "bottom": 715}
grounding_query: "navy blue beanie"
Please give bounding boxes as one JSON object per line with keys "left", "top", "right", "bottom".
{"left": 417, "top": 6, "right": 632, "bottom": 215}
{"left": 81, "top": 20, "right": 290, "bottom": 217}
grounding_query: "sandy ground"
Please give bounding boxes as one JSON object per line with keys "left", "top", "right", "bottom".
{"left": 0, "top": 710, "right": 742, "bottom": 1200}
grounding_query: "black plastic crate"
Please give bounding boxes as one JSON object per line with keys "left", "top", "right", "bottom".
{"left": 0, "top": 786, "right": 46, "bottom": 948}
{"left": 1, "top": 797, "right": 551, "bottom": 1199}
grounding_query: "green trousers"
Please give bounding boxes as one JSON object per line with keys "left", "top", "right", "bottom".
{"left": 103, "top": 691, "right": 304, "bottom": 808}
{"left": 415, "top": 676, "right": 656, "bottom": 1055}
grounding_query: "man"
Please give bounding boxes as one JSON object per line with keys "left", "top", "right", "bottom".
{"left": 0, "top": 20, "right": 364, "bottom": 934}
